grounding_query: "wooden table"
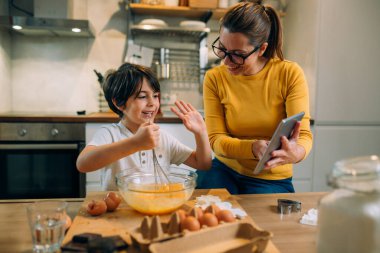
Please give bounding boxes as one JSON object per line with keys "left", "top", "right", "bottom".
{"left": 233, "top": 192, "right": 327, "bottom": 253}
{"left": 0, "top": 191, "right": 326, "bottom": 253}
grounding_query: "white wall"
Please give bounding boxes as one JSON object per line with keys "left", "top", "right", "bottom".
{"left": 0, "top": 1, "right": 12, "bottom": 112}
{"left": 9, "top": 0, "right": 129, "bottom": 113}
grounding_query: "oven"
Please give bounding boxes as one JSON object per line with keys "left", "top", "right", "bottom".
{"left": 0, "top": 122, "right": 86, "bottom": 200}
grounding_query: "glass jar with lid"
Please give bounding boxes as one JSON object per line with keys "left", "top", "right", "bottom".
{"left": 317, "top": 155, "right": 380, "bottom": 253}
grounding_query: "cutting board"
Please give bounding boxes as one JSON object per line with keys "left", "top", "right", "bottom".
{"left": 63, "top": 189, "right": 279, "bottom": 253}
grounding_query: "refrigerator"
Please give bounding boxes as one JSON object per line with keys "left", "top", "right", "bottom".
{"left": 283, "top": 0, "right": 380, "bottom": 191}
{"left": 312, "top": 0, "right": 380, "bottom": 191}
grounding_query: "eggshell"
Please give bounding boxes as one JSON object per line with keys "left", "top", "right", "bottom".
{"left": 104, "top": 192, "right": 121, "bottom": 212}
{"left": 200, "top": 212, "right": 219, "bottom": 227}
{"left": 87, "top": 200, "right": 107, "bottom": 216}
{"left": 216, "top": 209, "right": 236, "bottom": 223}
{"left": 180, "top": 216, "right": 201, "bottom": 232}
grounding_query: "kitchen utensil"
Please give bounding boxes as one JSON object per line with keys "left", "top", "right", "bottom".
{"left": 93, "top": 69, "right": 104, "bottom": 86}
{"left": 148, "top": 118, "right": 171, "bottom": 187}
{"left": 154, "top": 48, "right": 170, "bottom": 80}
{"left": 277, "top": 199, "right": 301, "bottom": 214}
{"left": 152, "top": 148, "right": 171, "bottom": 187}
{"left": 93, "top": 69, "right": 110, "bottom": 112}
{"left": 154, "top": 61, "right": 170, "bottom": 80}
{"left": 116, "top": 167, "right": 197, "bottom": 215}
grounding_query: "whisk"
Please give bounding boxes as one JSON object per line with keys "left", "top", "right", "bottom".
{"left": 152, "top": 149, "right": 172, "bottom": 189}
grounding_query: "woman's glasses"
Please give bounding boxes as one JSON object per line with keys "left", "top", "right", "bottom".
{"left": 212, "top": 37, "right": 259, "bottom": 65}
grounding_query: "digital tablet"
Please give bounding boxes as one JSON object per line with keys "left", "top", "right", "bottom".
{"left": 253, "top": 112, "right": 305, "bottom": 175}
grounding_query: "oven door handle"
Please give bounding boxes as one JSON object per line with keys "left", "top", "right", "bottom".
{"left": 0, "top": 144, "right": 79, "bottom": 150}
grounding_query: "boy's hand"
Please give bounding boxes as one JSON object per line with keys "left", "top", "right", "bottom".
{"left": 171, "top": 100, "right": 206, "bottom": 135}
{"left": 134, "top": 122, "right": 160, "bottom": 150}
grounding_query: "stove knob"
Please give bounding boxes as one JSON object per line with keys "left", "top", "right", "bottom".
{"left": 51, "top": 128, "right": 59, "bottom": 137}
{"left": 18, "top": 129, "right": 27, "bottom": 137}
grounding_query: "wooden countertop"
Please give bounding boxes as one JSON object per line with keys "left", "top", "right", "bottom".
{"left": 0, "top": 112, "right": 182, "bottom": 123}
{"left": 0, "top": 191, "right": 326, "bottom": 253}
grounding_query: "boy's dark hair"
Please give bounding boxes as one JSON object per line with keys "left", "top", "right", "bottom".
{"left": 102, "top": 63, "right": 160, "bottom": 118}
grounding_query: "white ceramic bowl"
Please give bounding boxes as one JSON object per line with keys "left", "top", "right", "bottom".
{"left": 179, "top": 20, "right": 206, "bottom": 29}
{"left": 139, "top": 19, "right": 168, "bottom": 27}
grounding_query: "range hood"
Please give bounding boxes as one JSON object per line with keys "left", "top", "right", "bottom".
{"left": 0, "top": 15, "right": 94, "bottom": 37}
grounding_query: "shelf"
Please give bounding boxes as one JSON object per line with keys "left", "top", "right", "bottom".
{"left": 129, "top": 3, "right": 227, "bottom": 20}
{"left": 131, "top": 25, "right": 208, "bottom": 39}
{"left": 129, "top": 4, "right": 286, "bottom": 23}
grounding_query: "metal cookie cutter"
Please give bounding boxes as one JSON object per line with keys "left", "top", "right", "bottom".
{"left": 277, "top": 199, "right": 302, "bottom": 214}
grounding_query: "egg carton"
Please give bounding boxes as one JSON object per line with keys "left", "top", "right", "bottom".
{"left": 130, "top": 212, "right": 184, "bottom": 253}
{"left": 129, "top": 208, "right": 272, "bottom": 253}
{"left": 130, "top": 205, "right": 222, "bottom": 249}
{"left": 149, "top": 222, "right": 272, "bottom": 253}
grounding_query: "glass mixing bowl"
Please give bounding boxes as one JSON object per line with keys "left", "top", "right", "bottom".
{"left": 116, "top": 166, "right": 197, "bottom": 215}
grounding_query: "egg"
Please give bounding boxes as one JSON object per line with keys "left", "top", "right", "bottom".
{"left": 176, "top": 209, "right": 187, "bottom": 222}
{"left": 180, "top": 216, "right": 201, "bottom": 232}
{"left": 200, "top": 212, "right": 219, "bottom": 227}
{"left": 216, "top": 209, "right": 236, "bottom": 223}
{"left": 188, "top": 206, "right": 204, "bottom": 220}
{"left": 205, "top": 204, "right": 221, "bottom": 215}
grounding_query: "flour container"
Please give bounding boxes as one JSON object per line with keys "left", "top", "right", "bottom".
{"left": 317, "top": 155, "right": 380, "bottom": 253}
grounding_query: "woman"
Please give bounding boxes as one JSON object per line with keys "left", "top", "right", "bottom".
{"left": 197, "top": 0, "right": 313, "bottom": 194}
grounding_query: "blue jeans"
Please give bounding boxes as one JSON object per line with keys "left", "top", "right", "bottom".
{"left": 196, "top": 158, "right": 295, "bottom": 194}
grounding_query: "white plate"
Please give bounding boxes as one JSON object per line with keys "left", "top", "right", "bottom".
{"left": 179, "top": 20, "right": 206, "bottom": 29}
{"left": 139, "top": 19, "right": 168, "bottom": 27}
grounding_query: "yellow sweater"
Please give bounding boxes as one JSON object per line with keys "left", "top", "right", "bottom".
{"left": 203, "top": 58, "right": 313, "bottom": 180}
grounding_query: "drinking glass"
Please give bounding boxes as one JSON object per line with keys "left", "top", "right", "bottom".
{"left": 26, "top": 201, "right": 68, "bottom": 253}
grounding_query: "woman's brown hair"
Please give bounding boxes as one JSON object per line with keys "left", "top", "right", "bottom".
{"left": 220, "top": 0, "right": 283, "bottom": 60}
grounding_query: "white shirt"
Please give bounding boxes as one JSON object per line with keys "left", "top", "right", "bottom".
{"left": 88, "top": 122, "right": 193, "bottom": 190}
